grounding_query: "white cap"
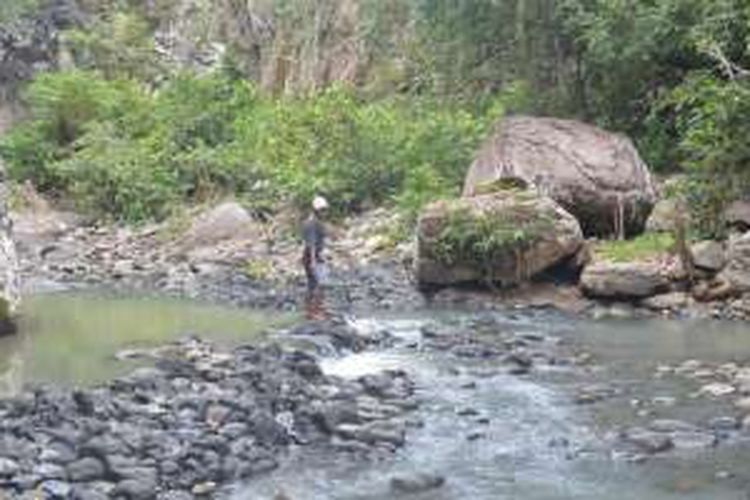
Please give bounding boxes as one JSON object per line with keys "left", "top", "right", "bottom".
{"left": 312, "top": 196, "right": 329, "bottom": 211}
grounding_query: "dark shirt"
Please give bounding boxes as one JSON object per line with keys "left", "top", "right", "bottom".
{"left": 302, "top": 215, "right": 326, "bottom": 258}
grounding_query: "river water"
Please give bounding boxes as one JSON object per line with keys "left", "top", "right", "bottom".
{"left": 4, "top": 294, "right": 750, "bottom": 498}
{"left": 236, "top": 313, "right": 750, "bottom": 500}
{"left": 0, "top": 292, "right": 295, "bottom": 393}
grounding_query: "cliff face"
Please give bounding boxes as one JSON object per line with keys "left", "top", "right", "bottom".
{"left": 0, "top": 0, "right": 83, "bottom": 132}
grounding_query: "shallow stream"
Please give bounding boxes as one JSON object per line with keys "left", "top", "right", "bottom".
{"left": 237, "top": 313, "right": 750, "bottom": 500}
{"left": 5, "top": 294, "right": 750, "bottom": 499}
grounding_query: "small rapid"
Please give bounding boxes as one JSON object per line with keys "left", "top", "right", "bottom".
{"left": 234, "top": 313, "right": 750, "bottom": 500}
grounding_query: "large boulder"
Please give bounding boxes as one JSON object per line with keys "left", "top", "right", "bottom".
{"left": 0, "top": 171, "right": 20, "bottom": 333}
{"left": 463, "top": 116, "right": 657, "bottom": 237}
{"left": 415, "top": 190, "right": 583, "bottom": 287}
{"left": 580, "top": 262, "right": 669, "bottom": 299}
{"left": 180, "top": 201, "right": 254, "bottom": 251}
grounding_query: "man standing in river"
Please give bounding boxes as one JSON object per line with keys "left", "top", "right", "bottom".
{"left": 302, "top": 196, "right": 330, "bottom": 319}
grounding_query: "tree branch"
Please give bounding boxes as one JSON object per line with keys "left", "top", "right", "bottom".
{"left": 706, "top": 43, "right": 750, "bottom": 81}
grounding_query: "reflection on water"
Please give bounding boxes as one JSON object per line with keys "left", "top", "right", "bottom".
{"left": 570, "top": 317, "right": 750, "bottom": 364}
{"left": 0, "top": 292, "right": 295, "bottom": 393}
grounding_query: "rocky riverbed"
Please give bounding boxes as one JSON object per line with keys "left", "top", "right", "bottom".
{"left": 0, "top": 320, "right": 420, "bottom": 499}
{"left": 9, "top": 200, "right": 750, "bottom": 499}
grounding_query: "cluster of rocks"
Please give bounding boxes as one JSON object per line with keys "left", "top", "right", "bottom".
{"left": 13, "top": 200, "right": 420, "bottom": 313}
{"left": 415, "top": 116, "right": 656, "bottom": 290}
{"left": 0, "top": 322, "right": 418, "bottom": 499}
{"left": 579, "top": 215, "right": 750, "bottom": 319}
{"left": 656, "top": 359, "right": 750, "bottom": 429}
{"left": 607, "top": 358, "right": 750, "bottom": 462}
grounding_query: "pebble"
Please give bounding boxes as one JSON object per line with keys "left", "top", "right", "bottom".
{"left": 390, "top": 473, "right": 446, "bottom": 494}
{"left": 66, "top": 457, "right": 106, "bottom": 482}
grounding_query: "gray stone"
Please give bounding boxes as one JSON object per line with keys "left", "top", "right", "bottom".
{"left": 33, "top": 462, "right": 67, "bottom": 480}
{"left": 646, "top": 198, "right": 684, "bottom": 233}
{"left": 390, "top": 472, "right": 446, "bottom": 494}
{"left": 581, "top": 262, "right": 669, "bottom": 299}
{"left": 67, "top": 457, "right": 106, "bottom": 482}
{"left": 0, "top": 457, "right": 20, "bottom": 476}
{"left": 180, "top": 202, "right": 253, "bottom": 251}
{"left": 641, "top": 292, "right": 689, "bottom": 311}
{"left": 720, "top": 233, "right": 750, "bottom": 293}
{"left": 692, "top": 240, "right": 726, "bottom": 272}
{"left": 463, "top": 116, "right": 656, "bottom": 236}
{"left": 708, "top": 416, "right": 739, "bottom": 431}
{"left": 40, "top": 480, "right": 73, "bottom": 498}
{"left": 724, "top": 200, "right": 750, "bottom": 230}
{"left": 623, "top": 428, "right": 673, "bottom": 454}
{"left": 113, "top": 477, "right": 158, "bottom": 500}
{"left": 670, "top": 431, "right": 717, "bottom": 450}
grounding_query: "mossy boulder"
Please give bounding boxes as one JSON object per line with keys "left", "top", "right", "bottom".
{"left": 415, "top": 190, "right": 583, "bottom": 287}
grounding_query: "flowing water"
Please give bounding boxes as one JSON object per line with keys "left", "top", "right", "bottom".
{"left": 236, "top": 312, "right": 750, "bottom": 500}
{"left": 0, "top": 292, "right": 295, "bottom": 393}
{"left": 5, "top": 293, "right": 750, "bottom": 499}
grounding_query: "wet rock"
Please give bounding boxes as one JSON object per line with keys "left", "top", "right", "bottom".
{"left": 623, "top": 428, "right": 673, "bottom": 454}
{"left": 456, "top": 407, "right": 480, "bottom": 417}
{"left": 699, "top": 383, "right": 736, "bottom": 397}
{"left": 670, "top": 431, "right": 717, "bottom": 450}
{"left": 467, "top": 432, "right": 485, "bottom": 441}
{"left": 359, "top": 374, "right": 394, "bottom": 398}
{"left": 648, "top": 419, "right": 697, "bottom": 433}
{"left": 191, "top": 481, "right": 217, "bottom": 496}
{"left": 67, "top": 457, "right": 106, "bottom": 482}
{"left": 113, "top": 476, "right": 158, "bottom": 500}
{"left": 40, "top": 480, "right": 73, "bottom": 498}
{"left": 159, "top": 490, "right": 194, "bottom": 500}
{"left": 708, "top": 416, "right": 739, "bottom": 431}
{"left": 33, "top": 462, "right": 67, "bottom": 480}
{"left": 335, "top": 421, "right": 406, "bottom": 447}
{"left": 390, "top": 472, "right": 446, "bottom": 494}
{"left": 0, "top": 457, "right": 20, "bottom": 477}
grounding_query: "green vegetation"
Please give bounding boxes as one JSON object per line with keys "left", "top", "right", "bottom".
{"left": 432, "top": 195, "right": 556, "bottom": 277}
{"left": 594, "top": 233, "right": 675, "bottom": 263}
{"left": 1, "top": 71, "right": 499, "bottom": 222}
{"left": 1, "top": 0, "right": 749, "bottom": 233}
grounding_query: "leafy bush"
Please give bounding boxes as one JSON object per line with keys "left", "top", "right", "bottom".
{"left": 1, "top": 71, "right": 497, "bottom": 222}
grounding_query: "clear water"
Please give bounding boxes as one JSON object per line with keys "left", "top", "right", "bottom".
{"left": 0, "top": 292, "right": 296, "bottom": 393}
{"left": 6, "top": 294, "right": 750, "bottom": 499}
{"left": 235, "top": 313, "right": 750, "bottom": 500}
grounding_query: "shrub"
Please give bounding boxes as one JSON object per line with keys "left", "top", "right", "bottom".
{"left": 594, "top": 233, "right": 675, "bottom": 263}
{"left": 1, "top": 71, "right": 497, "bottom": 223}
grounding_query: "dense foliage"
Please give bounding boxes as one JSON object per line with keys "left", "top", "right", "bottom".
{"left": 1, "top": 70, "right": 497, "bottom": 221}
{"left": 1, "top": 0, "right": 749, "bottom": 231}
